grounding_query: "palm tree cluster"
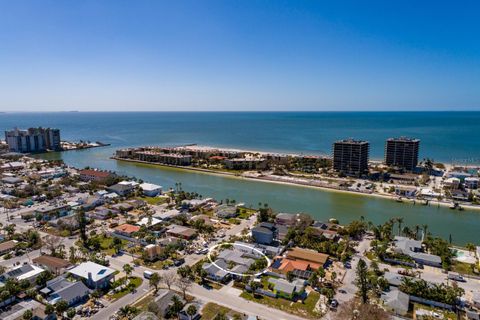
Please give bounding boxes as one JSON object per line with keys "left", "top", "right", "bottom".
{"left": 399, "top": 277, "right": 464, "bottom": 305}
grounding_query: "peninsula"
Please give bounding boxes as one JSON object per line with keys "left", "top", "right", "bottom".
{"left": 113, "top": 143, "right": 480, "bottom": 211}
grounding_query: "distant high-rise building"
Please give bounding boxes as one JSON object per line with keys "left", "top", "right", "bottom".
{"left": 333, "top": 139, "right": 370, "bottom": 175}
{"left": 5, "top": 127, "right": 61, "bottom": 153}
{"left": 385, "top": 137, "right": 420, "bottom": 171}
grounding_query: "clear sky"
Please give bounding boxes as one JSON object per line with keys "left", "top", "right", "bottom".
{"left": 0, "top": 1, "right": 479, "bottom": 111}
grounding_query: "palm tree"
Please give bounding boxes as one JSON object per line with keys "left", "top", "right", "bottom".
{"left": 466, "top": 243, "right": 476, "bottom": 255}
{"left": 122, "top": 263, "right": 133, "bottom": 284}
{"left": 397, "top": 217, "right": 404, "bottom": 236}
{"left": 422, "top": 224, "right": 428, "bottom": 241}
{"left": 186, "top": 305, "right": 198, "bottom": 320}
{"left": 414, "top": 225, "right": 420, "bottom": 240}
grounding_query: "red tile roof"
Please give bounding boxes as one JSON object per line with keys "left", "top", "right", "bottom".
{"left": 114, "top": 223, "right": 140, "bottom": 234}
{"left": 79, "top": 169, "right": 111, "bottom": 178}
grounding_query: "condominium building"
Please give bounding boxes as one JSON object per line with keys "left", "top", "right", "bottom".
{"left": 385, "top": 137, "right": 420, "bottom": 171}
{"left": 5, "top": 127, "right": 61, "bottom": 153}
{"left": 332, "top": 139, "right": 370, "bottom": 175}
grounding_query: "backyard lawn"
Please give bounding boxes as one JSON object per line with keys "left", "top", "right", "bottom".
{"left": 201, "top": 302, "right": 242, "bottom": 320}
{"left": 240, "top": 291, "right": 322, "bottom": 319}
{"left": 109, "top": 277, "right": 143, "bottom": 300}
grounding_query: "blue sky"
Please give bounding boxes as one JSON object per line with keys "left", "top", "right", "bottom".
{"left": 0, "top": 0, "right": 479, "bottom": 111}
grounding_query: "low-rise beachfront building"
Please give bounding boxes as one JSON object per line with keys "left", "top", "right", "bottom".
{"left": 444, "top": 177, "right": 461, "bottom": 189}
{"left": 275, "top": 213, "right": 297, "bottom": 226}
{"left": 465, "top": 177, "right": 480, "bottom": 190}
{"left": 395, "top": 186, "right": 418, "bottom": 198}
{"left": 445, "top": 171, "right": 472, "bottom": 182}
{"left": 224, "top": 158, "right": 267, "bottom": 170}
{"left": 134, "top": 150, "right": 192, "bottom": 166}
{"left": 106, "top": 183, "right": 134, "bottom": 196}
{"left": 419, "top": 188, "right": 441, "bottom": 199}
{"left": 68, "top": 261, "right": 115, "bottom": 289}
{"left": 139, "top": 182, "right": 162, "bottom": 197}
{"left": 181, "top": 198, "right": 212, "bottom": 210}
{"left": 215, "top": 204, "right": 238, "bottom": 219}
{"left": 393, "top": 236, "right": 442, "bottom": 267}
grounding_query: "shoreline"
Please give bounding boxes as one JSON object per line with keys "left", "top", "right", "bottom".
{"left": 112, "top": 157, "right": 480, "bottom": 212}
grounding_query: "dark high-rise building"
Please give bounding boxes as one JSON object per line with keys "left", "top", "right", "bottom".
{"left": 5, "top": 127, "right": 61, "bottom": 153}
{"left": 385, "top": 137, "right": 420, "bottom": 171}
{"left": 333, "top": 139, "right": 370, "bottom": 176}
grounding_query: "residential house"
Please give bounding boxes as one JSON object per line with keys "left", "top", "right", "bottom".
{"left": 151, "top": 289, "right": 185, "bottom": 319}
{"left": 1, "top": 176, "right": 23, "bottom": 185}
{"left": 2, "top": 264, "right": 45, "bottom": 284}
{"left": 190, "top": 214, "right": 215, "bottom": 226}
{"left": 215, "top": 204, "right": 238, "bottom": 219}
{"left": 271, "top": 247, "right": 329, "bottom": 279}
{"left": 275, "top": 213, "right": 297, "bottom": 226}
{"left": 106, "top": 183, "right": 133, "bottom": 196}
{"left": 88, "top": 206, "right": 119, "bottom": 220}
{"left": 381, "top": 288, "right": 410, "bottom": 316}
{"left": 137, "top": 216, "right": 162, "bottom": 228}
{"left": 154, "top": 209, "right": 183, "bottom": 221}
{"left": 0, "top": 240, "right": 17, "bottom": 255}
{"left": 133, "top": 312, "right": 159, "bottom": 320}
{"left": 393, "top": 236, "right": 442, "bottom": 267}
{"left": 395, "top": 186, "right": 418, "bottom": 198}
{"left": 252, "top": 222, "right": 276, "bottom": 245}
{"left": 179, "top": 302, "right": 201, "bottom": 320}
{"left": 144, "top": 244, "right": 164, "bottom": 261}
{"left": 268, "top": 278, "right": 305, "bottom": 299}
{"left": 32, "top": 255, "right": 71, "bottom": 275}
{"left": 34, "top": 204, "right": 70, "bottom": 220}
{"left": 113, "top": 223, "right": 140, "bottom": 241}
{"left": 79, "top": 169, "right": 113, "bottom": 182}
{"left": 68, "top": 261, "right": 115, "bottom": 289}
{"left": 40, "top": 275, "right": 91, "bottom": 306}
{"left": 202, "top": 259, "right": 230, "bottom": 283}
{"left": 139, "top": 183, "right": 162, "bottom": 197}
{"left": 79, "top": 196, "right": 104, "bottom": 211}
{"left": 166, "top": 225, "right": 197, "bottom": 240}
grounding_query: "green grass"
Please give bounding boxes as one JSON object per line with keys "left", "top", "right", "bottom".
{"left": 240, "top": 291, "right": 322, "bottom": 319}
{"left": 132, "top": 292, "right": 154, "bottom": 311}
{"left": 110, "top": 277, "right": 143, "bottom": 300}
{"left": 451, "top": 261, "right": 477, "bottom": 276}
{"left": 135, "top": 196, "right": 168, "bottom": 205}
{"left": 201, "top": 302, "right": 242, "bottom": 320}
{"left": 237, "top": 207, "right": 256, "bottom": 219}
{"left": 92, "top": 235, "right": 128, "bottom": 255}
{"left": 413, "top": 303, "right": 456, "bottom": 320}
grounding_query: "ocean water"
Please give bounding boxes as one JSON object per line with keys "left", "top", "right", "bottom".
{"left": 0, "top": 111, "right": 479, "bottom": 163}
{"left": 1, "top": 111, "right": 480, "bottom": 244}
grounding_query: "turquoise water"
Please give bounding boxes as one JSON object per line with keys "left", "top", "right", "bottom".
{"left": 1, "top": 111, "right": 480, "bottom": 244}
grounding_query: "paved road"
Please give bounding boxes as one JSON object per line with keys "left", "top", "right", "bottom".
{"left": 106, "top": 254, "right": 305, "bottom": 320}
